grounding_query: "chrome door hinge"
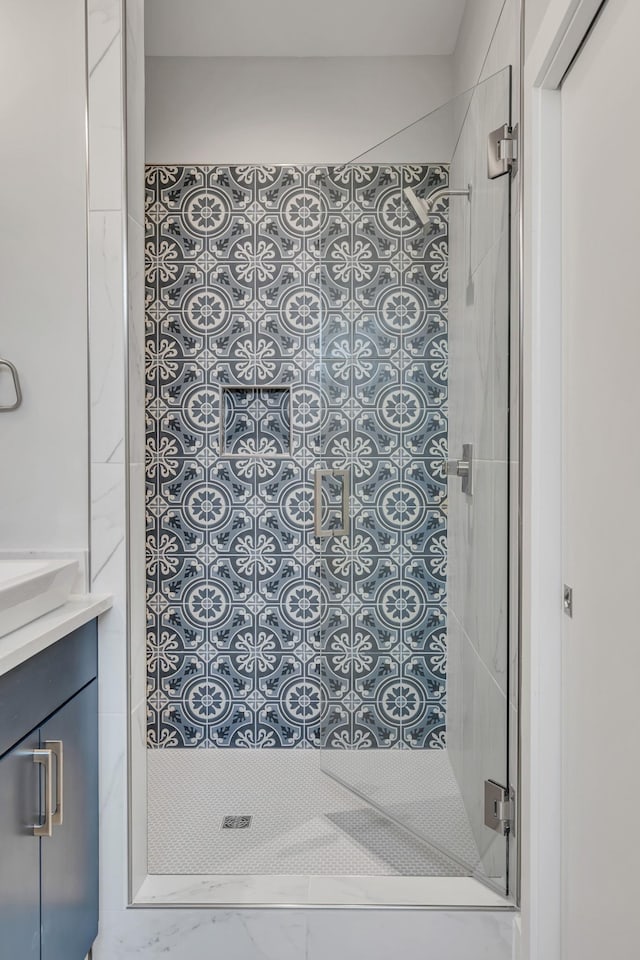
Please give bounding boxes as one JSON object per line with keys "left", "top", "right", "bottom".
{"left": 487, "top": 123, "right": 518, "bottom": 179}
{"left": 484, "top": 780, "right": 513, "bottom": 835}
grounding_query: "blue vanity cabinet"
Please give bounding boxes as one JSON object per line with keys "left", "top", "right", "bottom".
{"left": 0, "top": 619, "right": 99, "bottom": 960}
{"left": 0, "top": 731, "right": 41, "bottom": 960}
{"left": 41, "top": 680, "right": 98, "bottom": 960}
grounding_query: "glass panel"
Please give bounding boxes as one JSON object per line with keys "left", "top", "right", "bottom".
{"left": 318, "top": 68, "right": 512, "bottom": 892}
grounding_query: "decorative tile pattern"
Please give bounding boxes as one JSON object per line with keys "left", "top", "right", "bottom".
{"left": 146, "top": 164, "right": 448, "bottom": 748}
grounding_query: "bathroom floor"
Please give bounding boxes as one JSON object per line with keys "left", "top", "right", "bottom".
{"left": 147, "top": 749, "right": 480, "bottom": 877}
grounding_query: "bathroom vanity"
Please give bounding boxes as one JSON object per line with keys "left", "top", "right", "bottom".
{"left": 0, "top": 599, "right": 109, "bottom": 960}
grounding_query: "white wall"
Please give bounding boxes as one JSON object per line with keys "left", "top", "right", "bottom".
{"left": 521, "top": 5, "right": 639, "bottom": 960}
{"left": 144, "top": 0, "right": 467, "bottom": 58}
{"left": 145, "top": 55, "right": 453, "bottom": 163}
{"left": 0, "top": 0, "right": 88, "bottom": 561}
{"left": 453, "top": 0, "right": 508, "bottom": 95}
{"left": 561, "top": 5, "right": 640, "bottom": 954}
{"left": 525, "top": 0, "right": 554, "bottom": 51}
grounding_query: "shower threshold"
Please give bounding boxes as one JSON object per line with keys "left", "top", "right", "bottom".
{"left": 142, "top": 750, "right": 511, "bottom": 908}
{"left": 132, "top": 872, "right": 509, "bottom": 909}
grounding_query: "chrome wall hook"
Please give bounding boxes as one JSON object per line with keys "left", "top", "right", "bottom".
{"left": 0, "top": 357, "right": 22, "bottom": 411}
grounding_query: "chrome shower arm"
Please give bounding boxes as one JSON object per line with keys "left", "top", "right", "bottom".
{"left": 403, "top": 184, "right": 471, "bottom": 226}
{"left": 428, "top": 186, "right": 472, "bottom": 206}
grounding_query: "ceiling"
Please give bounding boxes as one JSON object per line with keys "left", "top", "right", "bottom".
{"left": 144, "top": 0, "right": 468, "bottom": 58}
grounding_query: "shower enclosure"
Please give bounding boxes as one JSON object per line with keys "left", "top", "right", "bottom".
{"left": 145, "top": 65, "right": 515, "bottom": 898}
{"left": 317, "top": 67, "right": 514, "bottom": 892}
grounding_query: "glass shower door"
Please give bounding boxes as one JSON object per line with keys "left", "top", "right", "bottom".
{"left": 317, "top": 69, "right": 514, "bottom": 893}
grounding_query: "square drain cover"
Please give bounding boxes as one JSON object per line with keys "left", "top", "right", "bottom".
{"left": 222, "top": 815, "right": 252, "bottom": 829}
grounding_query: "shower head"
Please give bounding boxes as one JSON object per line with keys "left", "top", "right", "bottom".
{"left": 403, "top": 184, "right": 472, "bottom": 228}
{"left": 403, "top": 186, "right": 430, "bottom": 226}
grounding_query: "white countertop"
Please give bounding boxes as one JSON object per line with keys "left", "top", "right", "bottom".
{"left": 0, "top": 594, "right": 113, "bottom": 678}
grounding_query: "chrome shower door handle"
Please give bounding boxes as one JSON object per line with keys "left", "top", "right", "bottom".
{"left": 0, "top": 357, "right": 22, "bottom": 411}
{"left": 32, "top": 748, "right": 54, "bottom": 838}
{"left": 314, "top": 468, "right": 350, "bottom": 537}
{"left": 447, "top": 443, "right": 474, "bottom": 496}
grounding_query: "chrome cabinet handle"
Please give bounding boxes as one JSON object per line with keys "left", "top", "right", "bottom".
{"left": 0, "top": 357, "right": 22, "bottom": 411}
{"left": 32, "top": 748, "right": 54, "bottom": 838}
{"left": 314, "top": 468, "right": 350, "bottom": 537}
{"left": 45, "top": 740, "right": 64, "bottom": 827}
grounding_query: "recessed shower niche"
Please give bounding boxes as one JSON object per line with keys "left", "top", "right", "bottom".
{"left": 221, "top": 386, "right": 292, "bottom": 457}
{"left": 141, "top": 65, "right": 516, "bottom": 907}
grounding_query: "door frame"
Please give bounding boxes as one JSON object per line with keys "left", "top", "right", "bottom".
{"left": 521, "top": 2, "right": 607, "bottom": 960}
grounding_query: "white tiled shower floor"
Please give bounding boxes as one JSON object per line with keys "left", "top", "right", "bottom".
{"left": 147, "top": 749, "right": 481, "bottom": 877}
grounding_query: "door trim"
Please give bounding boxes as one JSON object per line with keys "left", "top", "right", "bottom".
{"left": 522, "top": 2, "right": 609, "bottom": 959}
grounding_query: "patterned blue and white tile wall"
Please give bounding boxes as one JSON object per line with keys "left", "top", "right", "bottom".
{"left": 145, "top": 164, "right": 448, "bottom": 748}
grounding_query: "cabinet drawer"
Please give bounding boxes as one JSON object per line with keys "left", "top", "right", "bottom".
{"left": 0, "top": 620, "right": 97, "bottom": 759}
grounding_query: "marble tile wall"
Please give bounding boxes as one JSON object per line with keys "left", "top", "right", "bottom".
{"left": 125, "top": 0, "right": 149, "bottom": 896}
{"left": 87, "top": 0, "right": 130, "bottom": 929}
{"left": 144, "top": 163, "right": 449, "bottom": 749}
{"left": 94, "top": 904, "right": 514, "bottom": 959}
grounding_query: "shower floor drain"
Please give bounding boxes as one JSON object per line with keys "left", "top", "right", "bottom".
{"left": 222, "top": 815, "right": 252, "bottom": 830}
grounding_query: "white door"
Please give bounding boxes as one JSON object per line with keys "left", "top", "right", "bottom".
{"left": 562, "top": 1, "right": 640, "bottom": 957}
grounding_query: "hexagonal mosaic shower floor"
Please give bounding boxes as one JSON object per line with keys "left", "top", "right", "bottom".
{"left": 148, "top": 750, "right": 481, "bottom": 877}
